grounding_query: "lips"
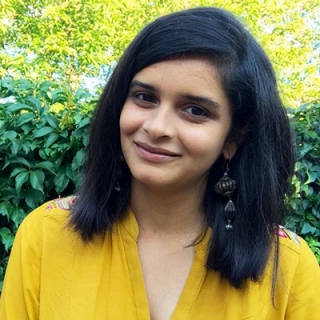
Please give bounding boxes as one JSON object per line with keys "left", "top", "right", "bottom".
{"left": 134, "top": 142, "right": 180, "bottom": 158}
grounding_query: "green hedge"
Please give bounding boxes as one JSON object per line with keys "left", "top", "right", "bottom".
{"left": 286, "top": 101, "right": 320, "bottom": 257}
{"left": 0, "top": 78, "right": 319, "bottom": 290}
{"left": 0, "top": 78, "right": 96, "bottom": 289}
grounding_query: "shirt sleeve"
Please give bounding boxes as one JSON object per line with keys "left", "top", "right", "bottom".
{"left": 285, "top": 236, "right": 320, "bottom": 319}
{"left": 0, "top": 204, "right": 45, "bottom": 320}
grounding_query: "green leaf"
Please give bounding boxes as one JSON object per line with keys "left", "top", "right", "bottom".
{"left": 35, "top": 161, "right": 55, "bottom": 174}
{"left": 306, "top": 131, "right": 318, "bottom": 139}
{"left": 7, "top": 103, "right": 34, "bottom": 113}
{"left": 0, "top": 119, "right": 5, "bottom": 130}
{"left": 60, "top": 129, "right": 68, "bottom": 138}
{"left": 3, "top": 188, "right": 13, "bottom": 202}
{"left": 25, "top": 189, "right": 45, "bottom": 208}
{"left": 17, "top": 113, "right": 36, "bottom": 126}
{"left": 51, "top": 89, "right": 68, "bottom": 103}
{"left": 54, "top": 170, "right": 70, "bottom": 194}
{"left": 30, "top": 170, "right": 45, "bottom": 192}
{"left": 3, "top": 156, "right": 31, "bottom": 169}
{"left": 33, "top": 126, "right": 55, "bottom": 138}
{"left": 16, "top": 79, "right": 32, "bottom": 90}
{"left": 83, "top": 134, "right": 89, "bottom": 147}
{"left": 0, "top": 227, "right": 14, "bottom": 251}
{"left": 310, "top": 166, "right": 320, "bottom": 173}
{"left": 1, "top": 78, "right": 14, "bottom": 92}
{"left": 301, "top": 222, "right": 317, "bottom": 235}
{"left": 15, "top": 171, "right": 29, "bottom": 193}
{"left": 75, "top": 88, "right": 90, "bottom": 100}
{"left": 69, "top": 134, "right": 79, "bottom": 149}
{"left": 73, "top": 118, "right": 90, "bottom": 138}
{"left": 1, "top": 130, "right": 17, "bottom": 140}
{"left": 14, "top": 157, "right": 31, "bottom": 167}
{"left": 45, "top": 115, "right": 59, "bottom": 129}
{"left": 76, "top": 117, "right": 91, "bottom": 128}
{"left": 299, "top": 144, "right": 313, "bottom": 157}
{"left": 10, "top": 140, "right": 21, "bottom": 155}
{"left": 21, "top": 141, "right": 33, "bottom": 154}
{"left": 39, "top": 149, "right": 48, "bottom": 160}
{"left": 39, "top": 80, "right": 52, "bottom": 93}
{"left": 9, "top": 207, "right": 26, "bottom": 228}
{"left": 65, "top": 163, "right": 74, "bottom": 180}
{"left": 25, "top": 97, "right": 41, "bottom": 112}
{"left": 72, "top": 149, "right": 86, "bottom": 172}
{"left": 0, "top": 202, "right": 9, "bottom": 217}
{"left": 304, "top": 172, "right": 317, "bottom": 184}
{"left": 10, "top": 167, "right": 28, "bottom": 179}
{"left": 44, "top": 132, "right": 60, "bottom": 148}
{"left": 21, "top": 123, "right": 33, "bottom": 134}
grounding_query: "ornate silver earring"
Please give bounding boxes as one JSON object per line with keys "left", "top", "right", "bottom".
{"left": 214, "top": 161, "right": 237, "bottom": 231}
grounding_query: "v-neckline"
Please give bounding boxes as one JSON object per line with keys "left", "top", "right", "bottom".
{"left": 120, "top": 208, "right": 211, "bottom": 320}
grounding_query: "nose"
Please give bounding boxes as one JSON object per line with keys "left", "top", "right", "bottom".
{"left": 142, "top": 103, "right": 175, "bottom": 140}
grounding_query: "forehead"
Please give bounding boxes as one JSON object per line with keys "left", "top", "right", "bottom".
{"left": 131, "top": 57, "right": 229, "bottom": 109}
{"left": 133, "top": 57, "right": 217, "bottom": 81}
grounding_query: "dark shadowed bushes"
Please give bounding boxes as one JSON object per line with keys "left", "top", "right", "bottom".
{"left": 286, "top": 101, "right": 320, "bottom": 260}
{"left": 0, "top": 78, "right": 95, "bottom": 289}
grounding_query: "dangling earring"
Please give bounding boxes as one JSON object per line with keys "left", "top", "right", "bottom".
{"left": 214, "top": 161, "right": 237, "bottom": 231}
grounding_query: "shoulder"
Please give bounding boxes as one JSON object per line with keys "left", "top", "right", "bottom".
{"left": 275, "top": 225, "right": 317, "bottom": 262}
{"left": 275, "top": 225, "right": 301, "bottom": 252}
{"left": 24, "top": 196, "right": 75, "bottom": 221}
{"left": 44, "top": 196, "right": 76, "bottom": 212}
{"left": 17, "top": 196, "right": 77, "bottom": 242}
{"left": 274, "top": 225, "right": 319, "bottom": 285}
{"left": 273, "top": 228, "right": 320, "bottom": 317}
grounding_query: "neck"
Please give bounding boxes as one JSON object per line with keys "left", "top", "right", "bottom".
{"left": 129, "top": 180, "right": 207, "bottom": 242}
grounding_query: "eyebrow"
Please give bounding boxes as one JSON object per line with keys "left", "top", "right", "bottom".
{"left": 129, "top": 80, "right": 222, "bottom": 110}
{"left": 182, "top": 94, "right": 222, "bottom": 110}
{"left": 129, "top": 80, "right": 157, "bottom": 92}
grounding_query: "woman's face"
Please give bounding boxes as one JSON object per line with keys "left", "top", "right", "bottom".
{"left": 120, "top": 57, "right": 237, "bottom": 191}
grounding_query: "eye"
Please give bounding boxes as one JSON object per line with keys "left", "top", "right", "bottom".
{"left": 184, "top": 106, "right": 209, "bottom": 117}
{"left": 135, "top": 93, "right": 156, "bottom": 103}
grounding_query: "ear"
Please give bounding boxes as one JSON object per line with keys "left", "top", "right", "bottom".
{"left": 222, "top": 126, "right": 248, "bottom": 160}
{"left": 222, "top": 140, "right": 238, "bottom": 160}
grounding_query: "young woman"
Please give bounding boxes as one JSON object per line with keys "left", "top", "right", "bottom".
{"left": 1, "top": 7, "right": 319, "bottom": 320}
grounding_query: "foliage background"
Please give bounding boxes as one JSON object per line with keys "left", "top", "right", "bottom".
{"left": 1, "top": 0, "right": 319, "bottom": 106}
{"left": 0, "top": 78, "right": 94, "bottom": 289}
{"left": 0, "top": 0, "right": 319, "bottom": 290}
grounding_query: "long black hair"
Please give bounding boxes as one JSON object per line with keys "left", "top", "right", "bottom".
{"left": 70, "top": 7, "right": 295, "bottom": 289}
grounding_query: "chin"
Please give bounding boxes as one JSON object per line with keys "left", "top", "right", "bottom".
{"left": 131, "top": 173, "right": 174, "bottom": 190}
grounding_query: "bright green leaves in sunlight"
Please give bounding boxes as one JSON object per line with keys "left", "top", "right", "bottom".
{"left": 0, "top": 0, "right": 319, "bottom": 106}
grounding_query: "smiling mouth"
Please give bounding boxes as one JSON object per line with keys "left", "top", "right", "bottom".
{"left": 134, "top": 142, "right": 180, "bottom": 157}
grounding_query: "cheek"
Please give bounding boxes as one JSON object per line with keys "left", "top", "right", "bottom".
{"left": 181, "top": 128, "right": 227, "bottom": 159}
{"left": 120, "top": 104, "right": 136, "bottom": 136}
{"left": 119, "top": 108, "right": 132, "bottom": 159}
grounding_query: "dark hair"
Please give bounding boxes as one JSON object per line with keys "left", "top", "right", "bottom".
{"left": 70, "top": 7, "right": 295, "bottom": 289}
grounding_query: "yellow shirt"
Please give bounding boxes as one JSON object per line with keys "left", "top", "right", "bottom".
{"left": 1, "top": 197, "right": 320, "bottom": 319}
